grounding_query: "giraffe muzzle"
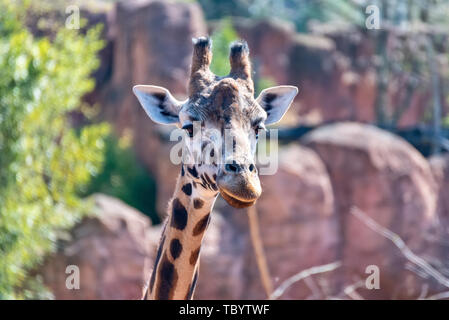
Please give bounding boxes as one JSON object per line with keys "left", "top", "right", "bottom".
{"left": 216, "top": 172, "right": 261, "bottom": 208}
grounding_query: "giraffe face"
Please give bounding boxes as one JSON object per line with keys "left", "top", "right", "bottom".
{"left": 133, "top": 37, "right": 298, "bottom": 208}
{"left": 177, "top": 78, "right": 266, "bottom": 207}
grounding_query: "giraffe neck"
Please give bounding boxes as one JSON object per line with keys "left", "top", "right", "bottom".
{"left": 145, "top": 165, "right": 218, "bottom": 300}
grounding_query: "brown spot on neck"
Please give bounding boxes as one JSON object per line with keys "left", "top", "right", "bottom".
{"left": 193, "top": 214, "right": 210, "bottom": 236}
{"left": 193, "top": 198, "right": 204, "bottom": 209}
{"left": 155, "top": 253, "right": 178, "bottom": 300}
{"left": 169, "top": 238, "right": 183, "bottom": 260}
{"left": 189, "top": 247, "right": 201, "bottom": 266}
{"left": 171, "top": 198, "right": 188, "bottom": 230}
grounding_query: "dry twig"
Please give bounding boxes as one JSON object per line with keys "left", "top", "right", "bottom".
{"left": 343, "top": 280, "right": 365, "bottom": 300}
{"left": 351, "top": 207, "right": 449, "bottom": 288}
{"left": 269, "top": 261, "right": 342, "bottom": 300}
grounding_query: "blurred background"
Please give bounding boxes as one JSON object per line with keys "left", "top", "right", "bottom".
{"left": 1, "top": 0, "right": 449, "bottom": 300}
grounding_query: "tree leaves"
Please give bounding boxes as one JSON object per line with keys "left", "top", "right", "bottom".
{"left": 0, "top": 0, "right": 108, "bottom": 299}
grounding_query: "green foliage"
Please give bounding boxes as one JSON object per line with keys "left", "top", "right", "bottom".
{"left": 199, "top": 0, "right": 364, "bottom": 32}
{"left": 197, "top": 0, "right": 250, "bottom": 20}
{"left": 444, "top": 116, "right": 449, "bottom": 128}
{"left": 249, "top": 0, "right": 364, "bottom": 32}
{"left": 0, "top": 0, "right": 108, "bottom": 299}
{"left": 80, "top": 133, "right": 159, "bottom": 224}
{"left": 255, "top": 76, "right": 276, "bottom": 96}
{"left": 200, "top": 0, "right": 449, "bottom": 32}
{"left": 210, "top": 18, "right": 238, "bottom": 76}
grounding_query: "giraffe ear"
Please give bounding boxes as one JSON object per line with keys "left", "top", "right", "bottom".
{"left": 133, "top": 85, "right": 183, "bottom": 125}
{"left": 256, "top": 86, "right": 298, "bottom": 125}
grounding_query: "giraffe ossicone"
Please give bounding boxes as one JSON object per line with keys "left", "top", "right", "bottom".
{"left": 133, "top": 36, "right": 298, "bottom": 300}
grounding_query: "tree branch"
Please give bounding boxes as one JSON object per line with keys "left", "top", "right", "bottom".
{"left": 350, "top": 207, "right": 449, "bottom": 288}
{"left": 269, "top": 261, "right": 342, "bottom": 300}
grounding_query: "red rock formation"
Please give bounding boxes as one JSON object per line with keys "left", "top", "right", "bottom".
{"left": 39, "top": 194, "right": 158, "bottom": 300}
{"left": 233, "top": 20, "right": 448, "bottom": 126}
{"left": 304, "top": 122, "right": 439, "bottom": 298}
{"left": 429, "top": 154, "right": 449, "bottom": 224}
{"left": 429, "top": 154, "right": 449, "bottom": 276}
{"left": 234, "top": 18, "right": 296, "bottom": 85}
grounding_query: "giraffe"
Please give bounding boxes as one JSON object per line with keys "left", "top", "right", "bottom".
{"left": 133, "top": 36, "right": 298, "bottom": 300}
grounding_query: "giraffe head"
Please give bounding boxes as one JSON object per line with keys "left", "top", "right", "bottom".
{"left": 133, "top": 37, "right": 298, "bottom": 209}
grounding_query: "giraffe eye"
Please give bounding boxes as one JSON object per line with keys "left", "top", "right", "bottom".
{"left": 182, "top": 124, "right": 194, "bottom": 138}
{"left": 254, "top": 123, "right": 266, "bottom": 138}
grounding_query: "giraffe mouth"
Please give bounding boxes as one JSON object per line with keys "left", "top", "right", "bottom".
{"left": 219, "top": 188, "right": 257, "bottom": 208}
